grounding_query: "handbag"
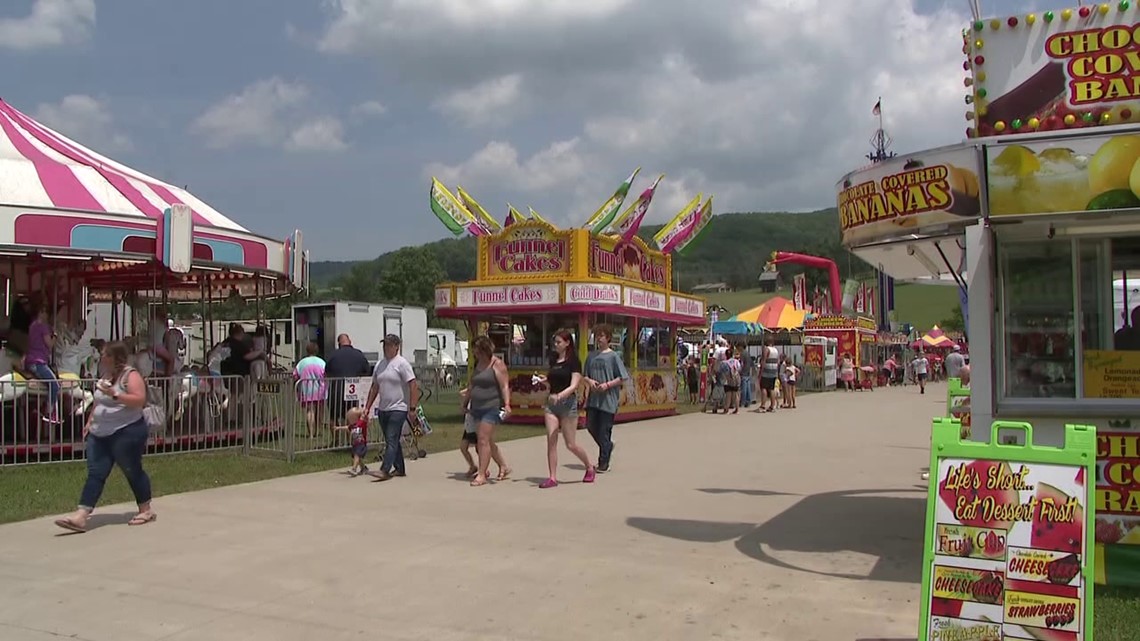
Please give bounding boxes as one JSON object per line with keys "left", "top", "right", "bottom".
{"left": 121, "top": 367, "right": 166, "bottom": 433}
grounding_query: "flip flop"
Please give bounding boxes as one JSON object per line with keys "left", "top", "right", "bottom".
{"left": 470, "top": 476, "right": 488, "bottom": 487}
{"left": 496, "top": 467, "right": 512, "bottom": 481}
{"left": 128, "top": 513, "right": 157, "bottom": 526}
{"left": 54, "top": 518, "right": 87, "bottom": 533}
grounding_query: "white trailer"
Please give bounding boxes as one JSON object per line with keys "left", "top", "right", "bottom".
{"left": 292, "top": 301, "right": 428, "bottom": 367}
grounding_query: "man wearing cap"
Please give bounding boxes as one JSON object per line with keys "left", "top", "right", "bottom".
{"left": 364, "top": 334, "right": 420, "bottom": 482}
{"left": 945, "top": 344, "right": 966, "bottom": 380}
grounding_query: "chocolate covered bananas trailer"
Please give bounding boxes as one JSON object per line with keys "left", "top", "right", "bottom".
{"left": 840, "top": 5, "right": 1140, "bottom": 590}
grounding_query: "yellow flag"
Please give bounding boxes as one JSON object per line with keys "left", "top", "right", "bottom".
{"left": 527, "top": 207, "right": 551, "bottom": 226}
{"left": 653, "top": 193, "right": 702, "bottom": 249}
{"left": 509, "top": 204, "right": 528, "bottom": 220}
{"left": 456, "top": 186, "right": 502, "bottom": 232}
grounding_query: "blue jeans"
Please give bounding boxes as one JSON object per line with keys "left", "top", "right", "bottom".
{"left": 741, "top": 375, "right": 753, "bottom": 406}
{"left": 27, "top": 361, "right": 60, "bottom": 412}
{"left": 80, "top": 418, "right": 152, "bottom": 509}
{"left": 585, "top": 408, "right": 615, "bottom": 467}
{"left": 378, "top": 410, "right": 408, "bottom": 475}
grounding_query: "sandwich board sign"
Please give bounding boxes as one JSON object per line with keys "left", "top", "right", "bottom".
{"left": 918, "top": 419, "right": 1096, "bottom": 641}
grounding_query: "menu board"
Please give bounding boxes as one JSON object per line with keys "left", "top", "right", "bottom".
{"left": 919, "top": 420, "right": 1095, "bottom": 641}
{"left": 1083, "top": 350, "right": 1140, "bottom": 399}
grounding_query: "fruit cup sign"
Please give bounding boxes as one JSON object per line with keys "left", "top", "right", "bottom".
{"left": 836, "top": 144, "right": 981, "bottom": 246}
{"left": 966, "top": 10, "right": 1140, "bottom": 137}
{"left": 1095, "top": 431, "right": 1140, "bottom": 547}
{"left": 988, "top": 133, "right": 1140, "bottom": 217}
{"left": 918, "top": 419, "right": 1095, "bottom": 641}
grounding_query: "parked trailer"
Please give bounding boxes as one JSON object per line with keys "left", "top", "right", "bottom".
{"left": 292, "top": 301, "right": 428, "bottom": 367}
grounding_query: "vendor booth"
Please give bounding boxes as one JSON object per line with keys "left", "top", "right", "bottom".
{"left": 804, "top": 315, "right": 878, "bottom": 370}
{"left": 434, "top": 220, "right": 706, "bottom": 423}
{"left": 838, "top": 6, "right": 1140, "bottom": 587}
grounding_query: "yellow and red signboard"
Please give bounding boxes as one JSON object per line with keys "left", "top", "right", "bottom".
{"left": 1095, "top": 431, "right": 1140, "bottom": 546}
{"left": 968, "top": 8, "right": 1140, "bottom": 136}
{"left": 589, "top": 234, "right": 669, "bottom": 289}
{"left": 836, "top": 145, "right": 981, "bottom": 247}
{"left": 482, "top": 222, "right": 572, "bottom": 279}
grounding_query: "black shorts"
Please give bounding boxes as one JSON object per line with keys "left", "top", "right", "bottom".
{"left": 759, "top": 377, "right": 776, "bottom": 391}
{"left": 351, "top": 441, "right": 368, "bottom": 458}
{"left": 724, "top": 385, "right": 739, "bottom": 392}
{"left": 918, "top": 373, "right": 928, "bottom": 381}
{"left": 461, "top": 431, "right": 477, "bottom": 444}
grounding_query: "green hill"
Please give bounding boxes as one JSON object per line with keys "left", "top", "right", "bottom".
{"left": 310, "top": 209, "right": 960, "bottom": 331}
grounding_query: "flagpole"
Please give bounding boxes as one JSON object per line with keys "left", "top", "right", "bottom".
{"left": 877, "top": 95, "right": 883, "bottom": 134}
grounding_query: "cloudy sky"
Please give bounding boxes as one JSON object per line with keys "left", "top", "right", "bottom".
{"left": 1, "top": 0, "right": 1047, "bottom": 259}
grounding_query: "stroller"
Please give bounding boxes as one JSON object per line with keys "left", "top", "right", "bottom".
{"left": 375, "top": 386, "right": 433, "bottom": 462}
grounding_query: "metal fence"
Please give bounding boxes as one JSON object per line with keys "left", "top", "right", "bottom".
{"left": 0, "top": 370, "right": 456, "bottom": 467}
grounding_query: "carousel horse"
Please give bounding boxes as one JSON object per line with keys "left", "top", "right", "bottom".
{"left": 0, "top": 326, "right": 96, "bottom": 415}
{"left": 172, "top": 366, "right": 230, "bottom": 424}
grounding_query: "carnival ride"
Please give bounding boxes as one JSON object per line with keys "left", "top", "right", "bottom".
{"left": 0, "top": 98, "right": 306, "bottom": 461}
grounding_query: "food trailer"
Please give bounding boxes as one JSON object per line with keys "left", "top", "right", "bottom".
{"left": 803, "top": 315, "right": 879, "bottom": 372}
{"left": 434, "top": 219, "right": 706, "bottom": 423}
{"left": 838, "top": 5, "right": 1140, "bottom": 586}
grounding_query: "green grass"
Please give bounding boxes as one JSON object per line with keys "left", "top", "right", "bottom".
{"left": 700, "top": 283, "right": 959, "bottom": 332}
{"left": 1096, "top": 585, "right": 1140, "bottom": 641}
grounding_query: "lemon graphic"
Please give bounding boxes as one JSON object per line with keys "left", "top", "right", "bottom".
{"left": 1129, "top": 155, "right": 1140, "bottom": 200}
{"left": 1121, "top": 525, "right": 1140, "bottom": 545}
{"left": 1089, "top": 135, "right": 1140, "bottom": 195}
{"left": 992, "top": 145, "right": 1041, "bottom": 177}
{"left": 1039, "top": 148, "right": 1077, "bottom": 164}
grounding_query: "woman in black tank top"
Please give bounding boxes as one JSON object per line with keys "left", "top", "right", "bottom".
{"left": 534, "top": 329, "right": 595, "bottom": 488}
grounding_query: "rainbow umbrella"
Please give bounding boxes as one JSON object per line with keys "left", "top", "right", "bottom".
{"left": 733, "top": 296, "right": 807, "bottom": 330}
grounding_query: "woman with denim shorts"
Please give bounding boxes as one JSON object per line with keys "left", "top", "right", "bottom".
{"left": 535, "top": 329, "right": 595, "bottom": 489}
{"left": 466, "top": 336, "right": 512, "bottom": 487}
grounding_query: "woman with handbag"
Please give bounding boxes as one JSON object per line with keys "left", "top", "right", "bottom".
{"left": 54, "top": 341, "right": 156, "bottom": 533}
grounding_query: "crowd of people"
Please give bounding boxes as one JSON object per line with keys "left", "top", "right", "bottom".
{"left": 680, "top": 337, "right": 800, "bottom": 414}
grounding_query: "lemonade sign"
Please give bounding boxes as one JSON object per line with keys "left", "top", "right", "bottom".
{"left": 988, "top": 132, "right": 1140, "bottom": 216}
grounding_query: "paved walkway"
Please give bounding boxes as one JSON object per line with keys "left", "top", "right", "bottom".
{"left": 0, "top": 383, "right": 948, "bottom": 641}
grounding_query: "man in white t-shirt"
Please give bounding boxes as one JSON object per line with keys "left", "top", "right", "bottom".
{"left": 945, "top": 345, "right": 966, "bottom": 380}
{"left": 912, "top": 351, "right": 930, "bottom": 395}
{"left": 364, "top": 334, "right": 420, "bottom": 482}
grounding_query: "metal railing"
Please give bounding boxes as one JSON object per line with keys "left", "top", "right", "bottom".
{"left": 0, "top": 370, "right": 458, "bottom": 467}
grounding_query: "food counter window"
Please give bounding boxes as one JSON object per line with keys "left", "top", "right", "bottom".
{"left": 589, "top": 313, "right": 632, "bottom": 364}
{"left": 998, "top": 241, "right": 1076, "bottom": 399}
{"left": 637, "top": 323, "right": 675, "bottom": 369}
{"left": 1078, "top": 237, "right": 1140, "bottom": 400}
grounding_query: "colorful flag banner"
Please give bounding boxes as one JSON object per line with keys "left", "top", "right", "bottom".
{"left": 456, "top": 186, "right": 501, "bottom": 233}
{"left": 792, "top": 274, "right": 807, "bottom": 310}
{"left": 866, "top": 285, "right": 875, "bottom": 317}
{"left": 585, "top": 168, "right": 640, "bottom": 234}
{"left": 610, "top": 174, "right": 664, "bottom": 241}
{"left": 653, "top": 193, "right": 702, "bottom": 251}
{"left": 855, "top": 283, "right": 866, "bottom": 314}
{"left": 430, "top": 178, "right": 476, "bottom": 236}
{"left": 506, "top": 204, "right": 526, "bottom": 226}
{"left": 675, "top": 196, "right": 714, "bottom": 256}
{"left": 527, "top": 207, "right": 550, "bottom": 226}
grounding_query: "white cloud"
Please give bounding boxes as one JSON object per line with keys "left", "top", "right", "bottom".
{"left": 425, "top": 138, "right": 586, "bottom": 194}
{"left": 34, "top": 94, "right": 131, "bottom": 152}
{"left": 392, "top": 0, "right": 972, "bottom": 221}
{"left": 0, "top": 0, "right": 95, "bottom": 51}
{"left": 350, "top": 100, "right": 387, "bottom": 119}
{"left": 192, "top": 78, "right": 309, "bottom": 149}
{"left": 286, "top": 117, "right": 349, "bottom": 152}
{"left": 192, "top": 78, "right": 351, "bottom": 154}
{"left": 433, "top": 74, "right": 524, "bottom": 129}
{"left": 318, "top": 0, "right": 632, "bottom": 53}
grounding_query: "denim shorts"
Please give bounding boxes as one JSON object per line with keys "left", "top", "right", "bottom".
{"left": 351, "top": 441, "right": 368, "bottom": 458}
{"left": 469, "top": 407, "right": 501, "bottom": 426}
{"left": 544, "top": 395, "right": 578, "bottom": 418}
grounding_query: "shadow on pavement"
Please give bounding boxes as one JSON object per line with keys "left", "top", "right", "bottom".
{"left": 628, "top": 488, "right": 925, "bottom": 583}
{"left": 697, "top": 488, "right": 798, "bottom": 497}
